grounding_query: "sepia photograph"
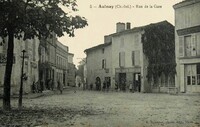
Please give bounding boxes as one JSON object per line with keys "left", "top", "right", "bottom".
{"left": 0, "top": 0, "right": 200, "bottom": 126}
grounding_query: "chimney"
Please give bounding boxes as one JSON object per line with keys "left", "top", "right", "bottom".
{"left": 116, "top": 22, "right": 125, "bottom": 33}
{"left": 126, "top": 22, "right": 131, "bottom": 30}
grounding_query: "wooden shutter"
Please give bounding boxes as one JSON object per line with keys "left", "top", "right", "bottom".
{"left": 197, "top": 33, "right": 200, "bottom": 56}
{"left": 135, "top": 50, "right": 140, "bottom": 65}
{"left": 132, "top": 51, "right": 135, "bottom": 66}
{"left": 179, "top": 36, "right": 184, "bottom": 57}
{"left": 119, "top": 52, "right": 125, "bottom": 67}
{"left": 191, "top": 34, "right": 196, "bottom": 56}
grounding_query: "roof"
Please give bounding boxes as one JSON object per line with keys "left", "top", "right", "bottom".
{"left": 84, "top": 42, "right": 112, "bottom": 53}
{"left": 107, "top": 20, "right": 172, "bottom": 37}
{"left": 173, "top": 0, "right": 200, "bottom": 9}
{"left": 84, "top": 20, "right": 173, "bottom": 53}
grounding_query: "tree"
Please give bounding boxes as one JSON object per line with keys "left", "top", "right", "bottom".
{"left": 76, "top": 59, "right": 85, "bottom": 83}
{"left": 0, "top": 0, "right": 87, "bottom": 110}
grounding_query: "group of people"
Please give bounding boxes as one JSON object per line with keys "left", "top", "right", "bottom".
{"left": 31, "top": 79, "right": 64, "bottom": 94}
{"left": 88, "top": 80, "right": 111, "bottom": 91}
{"left": 115, "top": 81, "right": 141, "bottom": 92}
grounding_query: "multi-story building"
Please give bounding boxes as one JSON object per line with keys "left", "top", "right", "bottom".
{"left": 174, "top": 0, "right": 200, "bottom": 93}
{"left": 39, "top": 35, "right": 57, "bottom": 90}
{"left": 39, "top": 34, "right": 69, "bottom": 90}
{"left": 56, "top": 41, "right": 68, "bottom": 87}
{"left": 67, "top": 53, "right": 76, "bottom": 86}
{"left": 85, "top": 21, "right": 175, "bottom": 93}
{"left": 0, "top": 37, "right": 40, "bottom": 94}
{"left": 85, "top": 42, "right": 112, "bottom": 90}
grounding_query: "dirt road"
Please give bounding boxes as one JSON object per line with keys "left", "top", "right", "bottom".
{"left": 0, "top": 89, "right": 200, "bottom": 127}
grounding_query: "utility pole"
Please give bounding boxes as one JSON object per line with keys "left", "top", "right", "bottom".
{"left": 18, "top": 50, "right": 26, "bottom": 109}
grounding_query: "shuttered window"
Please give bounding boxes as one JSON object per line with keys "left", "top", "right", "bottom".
{"left": 119, "top": 52, "right": 125, "bottom": 67}
{"left": 132, "top": 50, "right": 140, "bottom": 66}
{"left": 135, "top": 50, "right": 140, "bottom": 65}
{"left": 132, "top": 51, "right": 135, "bottom": 66}
{"left": 191, "top": 34, "right": 197, "bottom": 56}
{"left": 179, "top": 36, "right": 184, "bottom": 57}
{"left": 197, "top": 33, "right": 200, "bottom": 56}
{"left": 102, "top": 59, "right": 106, "bottom": 69}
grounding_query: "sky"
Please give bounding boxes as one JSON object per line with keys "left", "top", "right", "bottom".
{"left": 58, "top": 0, "right": 183, "bottom": 67}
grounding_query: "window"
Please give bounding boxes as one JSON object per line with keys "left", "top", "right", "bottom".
{"left": 184, "top": 35, "right": 195, "bottom": 57}
{"left": 102, "top": 59, "right": 106, "bottom": 69}
{"left": 185, "top": 64, "right": 200, "bottom": 86}
{"left": 132, "top": 51, "right": 135, "bottom": 66}
{"left": 132, "top": 50, "right": 140, "bottom": 66}
{"left": 180, "top": 35, "right": 197, "bottom": 57}
{"left": 197, "top": 64, "right": 200, "bottom": 85}
{"left": 119, "top": 52, "right": 125, "bottom": 67}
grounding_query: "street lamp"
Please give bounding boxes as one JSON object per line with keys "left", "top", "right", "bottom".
{"left": 18, "top": 49, "right": 26, "bottom": 109}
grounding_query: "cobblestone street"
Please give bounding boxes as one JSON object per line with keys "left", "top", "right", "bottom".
{"left": 0, "top": 89, "right": 200, "bottom": 127}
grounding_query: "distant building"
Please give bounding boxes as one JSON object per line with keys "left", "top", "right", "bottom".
{"left": 39, "top": 35, "right": 68, "bottom": 90}
{"left": 85, "top": 42, "right": 112, "bottom": 90}
{"left": 174, "top": 0, "right": 200, "bottom": 93}
{"left": 56, "top": 41, "right": 68, "bottom": 87}
{"left": 38, "top": 35, "right": 57, "bottom": 90}
{"left": 85, "top": 21, "right": 175, "bottom": 93}
{"left": 67, "top": 53, "right": 76, "bottom": 86}
{"left": 0, "top": 37, "right": 40, "bottom": 94}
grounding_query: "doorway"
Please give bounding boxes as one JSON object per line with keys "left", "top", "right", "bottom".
{"left": 133, "top": 73, "right": 141, "bottom": 92}
{"left": 119, "top": 73, "right": 126, "bottom": 91}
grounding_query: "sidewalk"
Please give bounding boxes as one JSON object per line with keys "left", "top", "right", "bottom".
{"left": 0, "top": 90, "right": 55, "bottom": 99}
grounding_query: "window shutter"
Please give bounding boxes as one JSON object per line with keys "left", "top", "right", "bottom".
{"left": 104, "top": 59, "right": 106, "bottom": 69}
{"left": 122, "top": 52, "right": 125, "bottom": 67}
{"left": 119, "top": 52, "right": 125, "bottom": 67}
{"left": 132, "top": 51, "right": 135, "bottom": 66}
{"left": 179, "top": 36, "right": 184, "bottom": 57}
{"left": 191, "top": 34, "right": 196, "bottom": 56}
{"left": 197, "top": 33, "right": 200, "bottom": 56}
{"left": 135, "top": 50, "right": 140, "bottom": 65}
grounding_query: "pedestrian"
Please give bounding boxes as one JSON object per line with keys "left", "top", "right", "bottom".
{"left": 103, "top": 80, "right": 106, "bottom": 91}
{"left": 90, "top": 83, "right": 93, "bottom": 90}
{"left": 57, "top": 80, "right": 63, "bottom": 94}
{"left": 115, "top": 81, "right": 118, "bottom": 92}
{"left": 32, "top": 81, "right": 35, "bottom": 93}
{"left": 106, "top": 82, "right": 110, "bottom": 92}
{"left": 129, "top": 81, "right": 133, "bottom": 93}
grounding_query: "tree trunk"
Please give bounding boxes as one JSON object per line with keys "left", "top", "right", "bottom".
{"left": 3, "top": 28, "right": 14, "bottom": 110}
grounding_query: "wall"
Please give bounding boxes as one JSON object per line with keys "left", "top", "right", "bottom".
{"left": 175, "top": 1, "right": 200, "bottom": 93}
{"left": 111, "top": 31, "right": 145, "bottom": 91}
{"left": 86, "top": 44, "right": 112, "bottom": 89}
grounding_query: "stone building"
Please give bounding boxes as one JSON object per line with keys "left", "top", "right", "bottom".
{"left": 67, "top": 53, "right": 76, "bottom": 86}
{"left": 56, "top": 41, "right": 68, "bottom": 87}
{"left": 39, "top": 35, "right": 68, "bottom": 90}
{"left": 38, "top": 36, "right": 57, "bottom": 90}
{"left": 85, "top": 42, "right": 112, "bottom": 90}
{"left": 0, "top": 37, "right": 40, "bottom": 94}
{"left": 85, "top": 21, "right": 175, "bottom": 93}
{"left": 174, "top": 0, "right": 200, "bottom": 93}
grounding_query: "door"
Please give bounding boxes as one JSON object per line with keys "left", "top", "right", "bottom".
{"left": 119, "top": 73, "right": 126, "bottom": 91}
{"left": 133, "top": 73, "right": 141, "bottom": 92}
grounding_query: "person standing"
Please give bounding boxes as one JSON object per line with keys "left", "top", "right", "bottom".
{"left": 57, "top": 80, "right": 63, "bottom": 94}
{"left": 129, "top": 81, "right": 133, "bottom": 93}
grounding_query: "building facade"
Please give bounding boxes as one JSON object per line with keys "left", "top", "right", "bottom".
{"left": 56, "top": 41, "right": 68, "bottom": 87}
{"left": 39, "top": 36, "right": 57, "bottom": 90}
{"left": 67, "top": 53, "right": 76, "bottom": 86}
{"left": 85, "top": 42, "right": 112, "bottom": 90}
{"left": 0, "top": 37, "right": 40, "bottom": 94}
{"left": 174, "top": 0, "right": 200, "bottom": 93}
{"left": 85, "top": 21, "right": 175, "bottom": 93}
